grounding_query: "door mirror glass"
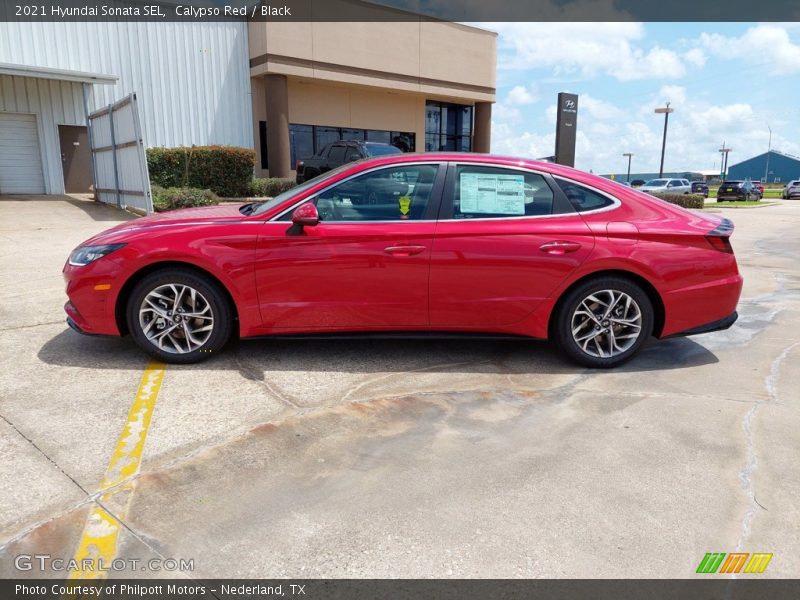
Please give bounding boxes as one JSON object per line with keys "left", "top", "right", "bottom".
{"left": 291, "top": 202, "right": 320, "bottom": 227}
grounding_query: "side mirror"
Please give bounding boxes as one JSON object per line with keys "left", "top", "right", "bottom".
{"left": 291, "top": 202, "right": 319, "bottom": 227}
{"left": 349, "top": 154, "right": 363, "bottom": 162}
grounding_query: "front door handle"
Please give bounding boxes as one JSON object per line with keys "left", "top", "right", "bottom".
{"left": 539, "top": 241, "right": 582, "bottom": 255}
{"left": 384, "top": 245, "right": 426, "bottom": 257}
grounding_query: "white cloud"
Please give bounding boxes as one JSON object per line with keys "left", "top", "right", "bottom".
{"left": 579, "top": 95, "right": 625, "bottom": 120}
{"left": 699, "top": 25, "right": 800, "bottom": 74}
{"left": 683, "top": 48, "right": 707, "bottom": 68}
{"left": 506, "top": 84, "right": 539, "bottom": 105}
{"left": 490, "top": 22, "right": 691, "bottom": 81}
{"left": 656, "top": 85, "right": 687, "bottom": 106}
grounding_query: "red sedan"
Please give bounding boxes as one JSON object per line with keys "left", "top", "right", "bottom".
{"left": 63, "top": 154, "right": 742, "bottom": 368}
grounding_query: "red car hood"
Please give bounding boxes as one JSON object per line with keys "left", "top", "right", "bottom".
{"left": 89, "top": 203, "right": 248, "bottom": 239}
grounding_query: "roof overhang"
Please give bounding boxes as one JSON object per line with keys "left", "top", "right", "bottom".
{"left": 0, "top": 62, "right": 118, "bottom": 85}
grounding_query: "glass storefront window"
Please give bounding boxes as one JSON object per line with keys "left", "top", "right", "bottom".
{"left": 425, "top": 100, "right": 473, "bottom": 153}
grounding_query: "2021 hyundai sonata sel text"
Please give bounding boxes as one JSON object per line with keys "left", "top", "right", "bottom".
{"left": 63, "top": 153, "right": 743, "bottom": 368}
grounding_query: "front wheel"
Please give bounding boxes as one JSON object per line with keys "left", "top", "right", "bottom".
{"left": 552, "top": 277, "right": 654, "bottom": 368}
{"left": 126, "top": 269, "right": 233, "bottom": 364}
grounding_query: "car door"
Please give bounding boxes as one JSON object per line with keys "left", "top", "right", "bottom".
{"left": 429, "top": 163, "right": 595, "bottom": 328}
{"left": 254, "top": 162, "right": 445, "bottom": 331}
{"left": 324, "top": 144, "right": 348, "bottom": 173}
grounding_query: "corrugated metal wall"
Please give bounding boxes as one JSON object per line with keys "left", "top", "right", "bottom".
{"left": 0, "top": 75, "right": 86, "bottom": 193}
{"left": 0, "top": 21, "right": 253, "bottom": 193}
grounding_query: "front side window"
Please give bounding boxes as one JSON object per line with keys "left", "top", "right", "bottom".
{"left": 453, "top": 166, "right": 554, "bottom": 219}
{"left": 281, "top": 165, "right": 440, "bottom": 222}
{"left": 555, "top": 178, "right": 616, "bottom": 212}
{"left": 328, "top": 145, "right": 347, "bottom": 163}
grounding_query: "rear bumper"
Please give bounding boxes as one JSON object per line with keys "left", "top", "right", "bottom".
{"left": 665, "top": 311, "right": 738, "bottom": 338}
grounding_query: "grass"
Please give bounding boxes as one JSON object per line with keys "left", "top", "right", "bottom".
{"left": 708, "top": 200, "right": 779, "bottom": 208}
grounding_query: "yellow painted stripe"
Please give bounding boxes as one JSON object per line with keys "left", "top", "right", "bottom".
{"left": 67, "top": 361, "right": 166, "bottom": 582}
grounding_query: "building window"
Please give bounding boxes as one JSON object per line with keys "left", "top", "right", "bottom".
{"left": 425, "top": 101, "right": 472, "bottom": 152}
{"left": 259, "top": 122, "right": 268, "bottom": 169}
{"left": 287, "top": 124, "right": 415, "bottom": 165}
{"left": 289, "top": 124, "right": 313, "bottom": 168}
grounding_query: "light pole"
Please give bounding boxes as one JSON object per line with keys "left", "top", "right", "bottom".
{"left": 623, "top": 152, "right": 634, "bottom": 183}
{"left": 719, "top": 143, "right": 732, "bottom": 179}
{"left": 764, "top": 125, "right": 772, "bottom": 183}
{"left": 654, "top": 102, "right": 674, "bottom": 178}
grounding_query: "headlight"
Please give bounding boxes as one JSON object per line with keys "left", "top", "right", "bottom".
{"left": 68, "top": 243, "right": 127, "bottom": 266}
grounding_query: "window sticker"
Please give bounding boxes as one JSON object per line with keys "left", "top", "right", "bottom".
{"left": 460, "top": 172, "right": 525, "bottom": 215}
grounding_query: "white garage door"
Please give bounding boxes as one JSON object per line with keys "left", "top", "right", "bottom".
{"left": 0, "top": 113, "right": 46, "bottom": 194}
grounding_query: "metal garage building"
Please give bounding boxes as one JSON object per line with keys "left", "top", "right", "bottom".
{"left": 0, "top": 21, "right": 252, "bottom": 195}
{"left": 727, "top": 150, "right": 800, "bottom": 184}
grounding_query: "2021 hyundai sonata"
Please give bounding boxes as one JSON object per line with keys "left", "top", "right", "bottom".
{"left": 63, "top": 153, "right": 742, "bottom": 368}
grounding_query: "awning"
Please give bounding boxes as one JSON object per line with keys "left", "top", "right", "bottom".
{"left": 0, "top": 62, "right": 118, "bottom": 85}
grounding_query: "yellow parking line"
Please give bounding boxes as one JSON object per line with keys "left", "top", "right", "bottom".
{"left": 67, "top": 361, "right": 166, "bottom": 581}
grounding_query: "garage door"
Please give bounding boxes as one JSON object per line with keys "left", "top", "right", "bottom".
{"left": 0, "top": 113, "right": 46, "bottom": 194}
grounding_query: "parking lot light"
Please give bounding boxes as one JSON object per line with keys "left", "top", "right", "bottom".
{"left": 655, "top": 103, "right": 674, "bottom": 178}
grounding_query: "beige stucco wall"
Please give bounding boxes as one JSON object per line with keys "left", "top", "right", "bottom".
{"left": 252, "top": 77, "right": 431, "bottom": 177}
{"left": 248, "top": 7, "right": 497, "bottom": 177}
{"left": 249, "top": 14, "right": 496, "bottom": 103}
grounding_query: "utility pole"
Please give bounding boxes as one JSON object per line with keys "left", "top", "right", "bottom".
{"left": 764, "top": 125, "right": 772, "bottom": 183}
{"left": 719, "top": 143, "right": 732, "bottom": 179}
{"left": 623, "top": 153, "right": 634, "bottom": 183}
{"left": 655, "top": 102, "right": 674, "bottom": 178}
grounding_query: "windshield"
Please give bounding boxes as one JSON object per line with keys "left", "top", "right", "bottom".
{"left": 644, "top": 179, "right": 669, "bottom": 186}
{"left": 250, "top": 163, "right": 354, "bottom": 216}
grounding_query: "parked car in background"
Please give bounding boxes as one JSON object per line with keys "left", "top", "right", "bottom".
{"left": 63, "top": 153, "right": 743, "bottom": 369}
{"left": 717, "top": 180, "right": 760, "bottom": 201}
{"left": 640, "top": 178, "right": 691, "bottom": 194}
{"left": 631, "top": 179, "right": 646, "bottom": 187}
{"left": 296, "top": 141, "right": 402, "bottom": 183}
{"left": 750, "top": 180, "right": 764, "bottom": 196}
{"left": 691, "top": 181, "right": 709, "bottom": 198}
{"left": 781, "top": 180, "right": 800, "bottom": 199}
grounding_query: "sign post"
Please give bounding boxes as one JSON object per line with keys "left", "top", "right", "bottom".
{"left": 554, "top": 92, "right": 578, "bottom": 167}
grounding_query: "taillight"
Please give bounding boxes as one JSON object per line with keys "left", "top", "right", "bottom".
{"left": 705, "top": 235, "right": 733, "bottom": 253}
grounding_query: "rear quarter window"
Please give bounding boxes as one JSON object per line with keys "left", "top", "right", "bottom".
{"left": 554, "top": 178, "right": 616, "bottom": 212}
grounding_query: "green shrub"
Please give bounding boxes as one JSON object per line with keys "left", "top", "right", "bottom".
{"left": 147, "top": 146, "right": 255, "bottom": 197}
{"left": 248, "top": 177, "right": 297, "bottom": 198}
{"left": 152, "top": 187, "right": 219, "bottom": 213}
{"left": 650, "top": 192, "right": 705, "bottom": 209}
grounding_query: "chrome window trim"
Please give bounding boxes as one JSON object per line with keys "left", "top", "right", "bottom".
{"left": 269, "top": 161, "right": 445, "bottom": 223}
{"left": 269, "top": 160, "right": 623, "bottom": 223}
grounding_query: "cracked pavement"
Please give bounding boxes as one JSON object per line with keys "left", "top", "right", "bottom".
{"left": 0, "top": 195, "right": 798, "bottom": 578}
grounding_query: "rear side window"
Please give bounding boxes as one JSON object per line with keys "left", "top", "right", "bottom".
{"left": 453, "top": 166, "right": 554, "bottom": 219}
{"left": 555, "top": 178, "right": 616, "bottom": 212}
{"left": 328, "top": 145, "right": 347, "bottom": 163}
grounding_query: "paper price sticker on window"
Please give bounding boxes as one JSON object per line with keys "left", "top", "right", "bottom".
{"left": 460, "top": 173, "right": 525, "bottom": 215}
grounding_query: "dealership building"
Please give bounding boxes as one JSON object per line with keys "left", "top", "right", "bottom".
{"left": 0, "top": 6, "right": 496, "bottom": 195}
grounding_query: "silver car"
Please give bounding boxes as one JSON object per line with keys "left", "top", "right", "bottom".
{"left": 640, "top": 178, "right": 692, "bottom": 194}
{"left": 782, "top": 180, "right": 800, "bottom": 199}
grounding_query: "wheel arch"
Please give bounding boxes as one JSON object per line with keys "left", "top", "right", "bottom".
{"left": 115, "top": 261, "right": 239, "bottom": 337}
{"left": 548, "top": 269, "right": 666, "bottom": 339}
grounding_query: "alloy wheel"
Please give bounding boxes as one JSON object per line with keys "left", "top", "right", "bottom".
{"left": 138, "top": 284, "right": 214, "bottom": 354}
{"left": 570, "top": 289, "right": 643, "bottom": 358}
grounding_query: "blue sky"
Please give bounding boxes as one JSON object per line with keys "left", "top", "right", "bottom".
{"left": 483, "top": 22, "right": 800, "bottom": 176}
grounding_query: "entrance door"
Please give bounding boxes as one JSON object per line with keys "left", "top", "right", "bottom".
{"left": 58, "top": 125, "right": 92, "bottom": 193}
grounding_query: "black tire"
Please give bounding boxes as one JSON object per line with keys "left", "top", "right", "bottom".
{"left": 552, "top": 276, "right": 654, "bottom": 369}
{"left": 126, "top": 268, "right": 233, "bottom": 364}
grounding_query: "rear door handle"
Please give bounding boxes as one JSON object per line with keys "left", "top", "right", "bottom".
{"left": 539, "top": 241, "right": 582, "bottom": 255}
{"left": 384, "top": 245, "right": 426, "bottom": 257}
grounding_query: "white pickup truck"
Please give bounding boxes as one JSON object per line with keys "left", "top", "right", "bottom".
{"left": 639, "top": 178, "right": 692, "bottom": 194}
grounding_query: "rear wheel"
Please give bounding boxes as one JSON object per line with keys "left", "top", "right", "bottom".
{"left": 126, "top": 269, "right": 232, "bottom": 364}
{"left": 552, "top": 277, "right": 654, "bottom": 368}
